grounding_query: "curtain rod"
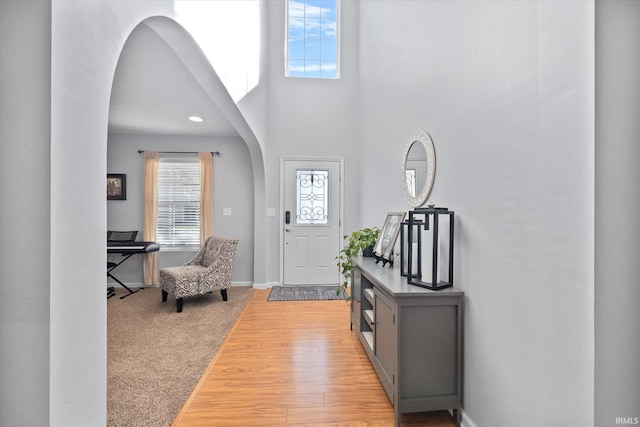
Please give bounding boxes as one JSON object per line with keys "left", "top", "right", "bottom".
{"left": 137, "top": 150, "right": 220, "bottom": 156}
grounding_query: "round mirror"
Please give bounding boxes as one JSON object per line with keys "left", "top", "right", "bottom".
{"left": 401, "top": 130, "right": 436, "bottom": 207}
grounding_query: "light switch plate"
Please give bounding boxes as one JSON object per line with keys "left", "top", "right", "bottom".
{"left": 223, "top": 208, "right": 231, "bottom": 216}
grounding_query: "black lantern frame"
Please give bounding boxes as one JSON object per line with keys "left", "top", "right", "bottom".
{"left": 400, "top": 219, "right": 423, "bottom": 277}
{"left": 406, "top": 207, "right": 455, "bottom": 290}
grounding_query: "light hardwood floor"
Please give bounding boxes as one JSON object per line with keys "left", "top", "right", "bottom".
{"left": 172, "top": 289, "right": 456, "bottom": 426}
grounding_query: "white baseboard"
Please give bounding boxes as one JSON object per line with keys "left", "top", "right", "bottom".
{"left": 109, "top": 281, "right": 255, "bottom": 288}
{"left": 230, "top": 281, "right": 253, "bottom": 287}
{"left": 461, "top": 409, "right": 478, "bottom": 427}
{"left": 108, "top": 282, "right": 144, "bottom": 288}
{"left": 252, "top": 282, "right": 279, "bottom": 289}
{"left": 445, "top": 408, "right": 476, "bottom": 427}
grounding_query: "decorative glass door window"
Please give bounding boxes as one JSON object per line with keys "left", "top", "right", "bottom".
{"left": 296, "top": 169, "right": 329, "bottom": 225}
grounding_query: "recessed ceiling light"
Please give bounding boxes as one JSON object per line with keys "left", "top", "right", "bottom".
{"left": 188, "top": 116, "right": 203, "bottom": 123}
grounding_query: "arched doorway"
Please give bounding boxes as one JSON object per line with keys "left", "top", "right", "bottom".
{"left": 108, "top": 15, "right": 266, "bottom": 288}
{"left": 105, "top": 13, "right": 266, "bottom": 420}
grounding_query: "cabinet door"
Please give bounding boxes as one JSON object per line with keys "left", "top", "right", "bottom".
{"left": 351, "top": 268, "right": 361, "bottom": 329}
{"left": 400, "top": 304, "right": 459, "bottom": 398}
{"left": 374, "top": 288, "right": 396, "bottom": 400}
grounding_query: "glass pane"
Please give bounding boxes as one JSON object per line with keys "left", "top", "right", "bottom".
{"left": 321, "top": 39, "right": 336, "bottom": 61}
{"left": 296, "top": 169, "right": 329, "bottom": 225}
{"left": 321, "top": 0, "right": 336, "bottom": 21}
{"left": 304, "top": 17, "right": 321, "bottom": 39}
{"left": 305, "top": 39, "right": 321, "bottom": 60}
{"left": 320, "top": 1, "right": 336, "bottom": 39}
{"left": 304, "top": 60, "right": 321, "bottom": 77}
{"left": 319, "top": 61, "right": 337, "bottom": 78}
{"left": 306, "top": 0, "right": 323, "bottom": 9}
{"left": 288, "top": 59, "right": 305, "bottom": 77}
{"left": 289, "top": 21, "right": 304, "bottom": 39}
{"left": 288, "top": 0, "right": 305, "bottom": 17}
{"left": 289, "top": 39, "right": 305, "bottom": 60}
{"left": 305, "top": 0, "right": 323, "bottom": 20}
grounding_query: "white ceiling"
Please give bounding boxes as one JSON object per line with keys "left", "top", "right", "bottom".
{"left": 108, "top": 23, "right": 239, "bottom": 137}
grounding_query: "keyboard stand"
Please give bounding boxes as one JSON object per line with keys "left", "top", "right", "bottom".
{"left": 107, "top": 240, "right": 159, "bottom": 299}
{"left": 107, "top": 254, "right": 142, "bottom": 299}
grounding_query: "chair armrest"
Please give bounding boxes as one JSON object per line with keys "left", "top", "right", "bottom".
{"left": 199, "top": 240, "right": 238, "bottom": 287}
{"left": 185, "top": 245, "right": 206, "bottom": 266}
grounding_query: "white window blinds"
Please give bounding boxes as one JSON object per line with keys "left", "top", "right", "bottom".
{"left": 157, "top": 154, "right": 200, "bottom": 246}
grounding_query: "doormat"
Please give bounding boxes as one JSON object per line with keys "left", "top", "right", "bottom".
{"left": 267, "top": 285, "right": 347, "bottom": 301}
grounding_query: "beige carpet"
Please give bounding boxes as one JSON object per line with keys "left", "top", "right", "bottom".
{"left": 107, "top": 286, "right": 255, "bottom": 427}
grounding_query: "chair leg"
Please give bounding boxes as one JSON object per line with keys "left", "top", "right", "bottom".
{"left": 176, "top": 298, "right": 183, "bottom": 313}
{"left": 162, "top": 290, "right": 168, "bottom": 302}
{"left": 221, "top": 289, "right": 228, "bottom": 301}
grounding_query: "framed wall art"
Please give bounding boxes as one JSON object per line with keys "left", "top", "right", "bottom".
{"left": 107, "top": 174, "right": 126, "bottom": 200}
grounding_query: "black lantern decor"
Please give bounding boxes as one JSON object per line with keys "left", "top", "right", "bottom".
{"left": 405, "top": 207, "right": 455, "bottom": 290}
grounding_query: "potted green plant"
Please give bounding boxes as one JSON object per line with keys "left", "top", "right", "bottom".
{"left": 336, "top": 226, "right": 381, "bottom": 298}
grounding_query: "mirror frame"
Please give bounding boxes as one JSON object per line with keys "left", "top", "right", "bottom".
{"left": 401, "top": 130, "right": 436, "bottom": 207}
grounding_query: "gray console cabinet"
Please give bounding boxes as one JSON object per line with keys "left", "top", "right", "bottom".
{"left": 350, "top": 256, "right": 464, "bottom": 426}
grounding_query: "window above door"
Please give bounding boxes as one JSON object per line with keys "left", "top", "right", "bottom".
{"left": 286, "top": 0, "right": 340, "bottom": 79}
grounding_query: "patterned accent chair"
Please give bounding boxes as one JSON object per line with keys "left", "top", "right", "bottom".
{"left": 159, "top": 236, "right": 238, "bottom": 312}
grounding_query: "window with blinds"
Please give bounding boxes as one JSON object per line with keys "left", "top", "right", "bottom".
{"left": 157, "top": 154, "right": 200, "bottom": 247}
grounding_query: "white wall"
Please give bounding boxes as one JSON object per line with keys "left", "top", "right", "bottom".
{"left": 595, "top": 1, "right": 640, "bottom": 425}
{"left": 49, "top": 1, "right": 174, "bottom": 425}
{"left": 48, "top": 2, "right": 268, "bottom": 422}
{"left": 107, "top": 134, "right": 254, "bottom": 285}
{"left": 357, "top": 2, "right": 594, "bottom": 426}
{"left": 0, "top": 2, "right": 52, "bottom": 426}
{"left": 48, "top": 1, "right": 267, "bottom": 422}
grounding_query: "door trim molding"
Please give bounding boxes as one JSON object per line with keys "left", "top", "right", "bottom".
{"left": 279, "top": 157, "right": 344, "bottom": 286}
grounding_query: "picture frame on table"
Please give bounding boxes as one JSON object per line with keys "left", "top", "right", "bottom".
{"left": 373, "top": 211, "right": 406, "bottom": 265}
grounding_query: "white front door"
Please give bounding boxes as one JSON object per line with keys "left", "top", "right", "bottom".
{"left": 283, "top": 159, "right": 341, "bottom": 285}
